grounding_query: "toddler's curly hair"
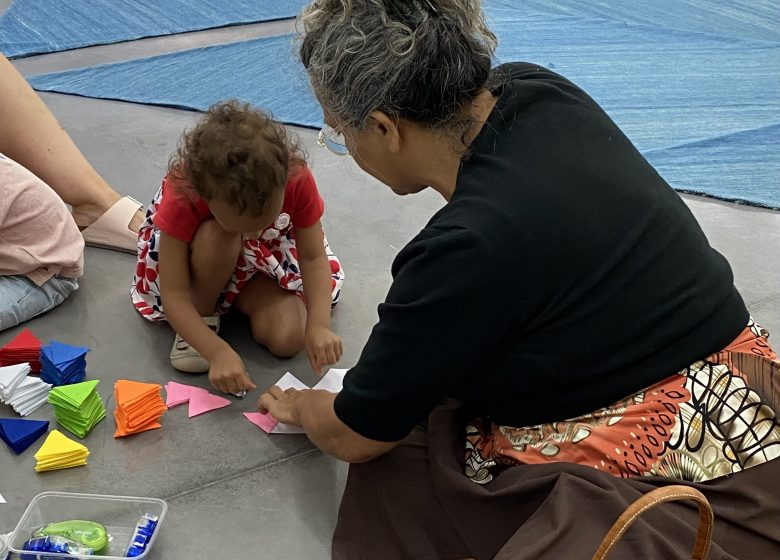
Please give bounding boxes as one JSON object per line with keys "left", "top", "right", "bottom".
{"left": 169, "top": 100, "right": 306, "bottom": 216}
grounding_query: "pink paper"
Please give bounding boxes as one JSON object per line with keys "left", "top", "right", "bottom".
{"left": 165, "top": 381, "right": 206, "bottom": 408}
{"left": 241, "top": 370, "right": 347, "bottom": 436}
{"left": 243, "top": 412, "right": 278, "bottom": 434}
{"left": 187, "top": 390, "right": 231, "bottom": 417}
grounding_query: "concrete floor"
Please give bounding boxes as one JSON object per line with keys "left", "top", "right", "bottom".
{"left": 1, "top": 7, "right": 779, "bottom": 560}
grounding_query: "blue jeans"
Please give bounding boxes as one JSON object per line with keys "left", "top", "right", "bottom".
{"left": 0, "top": 275, "right": 79, "bottom": 332}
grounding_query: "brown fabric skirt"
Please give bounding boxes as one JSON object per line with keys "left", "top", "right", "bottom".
{"left": 334, "top": 359, "right": 780, "bottom": 559}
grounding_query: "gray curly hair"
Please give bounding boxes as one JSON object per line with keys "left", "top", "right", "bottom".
{"left": 298, "top": 0, "right": 497, "bottom": 136}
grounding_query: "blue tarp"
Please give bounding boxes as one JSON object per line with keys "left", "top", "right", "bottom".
{"left": 23, "top": 0, "right": 780, "bottom": 208}
{"left": 28, "top": 34, "right": 319, "bottom": 127}
{"left": 0, "top": 0, "right": 308, "bottom": 58}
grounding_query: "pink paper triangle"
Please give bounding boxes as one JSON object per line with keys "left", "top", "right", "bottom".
{"left": 243, "top": 412, "right": 278, "bottom": 434}
{"left": 165, "top": 381, "right": 206, "bottom": 408}
{"left": 188, "top": 391, "right": 231, "bottom": 417}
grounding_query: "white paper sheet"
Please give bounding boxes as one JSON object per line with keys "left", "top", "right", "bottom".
{"left": 0, "top": 363, "right": 30, "bottom": 400}
{"left": 312, "top": 368, "right": 348, "bottom": 393}
{"left": 3, "top": 375, "right": 51, "bottom": 416}
{"left": 269, "top": 368, "right": 348, "bottom": 434}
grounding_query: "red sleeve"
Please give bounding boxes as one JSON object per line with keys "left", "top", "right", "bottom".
{"left": 287, "top": 167, "right": 324, "bottom": 229}
{"left": 154, "top": 175, "right": 212, "bottom": 243}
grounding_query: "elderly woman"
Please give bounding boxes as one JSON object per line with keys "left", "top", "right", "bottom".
{"left": 259, "top": 1, "right": 780, "bottom": 558}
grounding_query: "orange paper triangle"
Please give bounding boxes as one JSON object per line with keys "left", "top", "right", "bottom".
{"left": 115, "top": 379, "right": 161, "bottom": 405}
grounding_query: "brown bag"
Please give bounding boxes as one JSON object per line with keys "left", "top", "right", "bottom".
{"left": 593, "top": 485, "right": 715, "bottom": 560}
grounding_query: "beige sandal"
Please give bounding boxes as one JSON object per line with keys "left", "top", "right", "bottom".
{"left": 80, "top": 196, "right": 142, "bottom": 254}
{"left": 170, "top": 316, "right": 220, "bottom": 373}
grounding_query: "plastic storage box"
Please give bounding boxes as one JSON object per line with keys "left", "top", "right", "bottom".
{"left": 8, "top": 492, "right": 167, "bottom": 559}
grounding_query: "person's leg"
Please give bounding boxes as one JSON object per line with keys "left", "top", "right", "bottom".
{"left": 167, "top": 220, "right": 241, "bottom": 373}
{"left": 188, "top": 219, "right": 242, "bottom": 316}
{"left": 0, "top": 54, "right": 142, "bottom": 233}
{"left": 0, "top": 275, "right": 79, "bottom": 332}
{"left": 233, "top": 273, "right": 306, "bottom": 358}
{"left": 333, "top": 422, "right": 472, "bottom": 560}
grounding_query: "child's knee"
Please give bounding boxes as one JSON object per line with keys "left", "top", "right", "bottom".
{"left": 191, "top": 219, "right": 240, "bottom": 253}
{"left": 255, "top": 322, "right": 305, "bottom": 358}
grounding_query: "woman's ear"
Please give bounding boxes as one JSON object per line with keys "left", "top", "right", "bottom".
{"left": 367, "top": 111, "right": 401, "bottom": 154}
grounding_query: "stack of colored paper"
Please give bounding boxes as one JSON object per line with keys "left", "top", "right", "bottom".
{"left": 114, "top": 380, "right": 166, "bottom": 438}
{"left": 48, "top": 380, "right": 106, "bottom": 438}
{"left": 0, "top": 363, "right": 30, "bottom": 400}
{"left": 3, "top": 376, "right": 52, "bottom": 416}
{"left": 0, "top": 329, "right": 42, "bottom": 373}
{"left": 0, "top": 418, "right": 49, "bottom": 454}
{"left": 34, "top": 429, "right": 89, "bottom": 472}
{"left": 40, "top": 341, "right": 89, "bottom": 386}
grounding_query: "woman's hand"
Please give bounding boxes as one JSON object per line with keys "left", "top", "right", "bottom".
{"left": 208, "top": 346, "right": 257, "bottom": 394}
{"left": 258, "top": 386, "right": 304, "bottom": 426}
{"left": 258, "top": 387, "right": 398, "bottom": 462}
{"left": 305, "top": 325, "right": 343, "bottom": 375}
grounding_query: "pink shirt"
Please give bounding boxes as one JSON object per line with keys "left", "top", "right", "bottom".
{"left": 0, "top": 154, "right": 84, "bottom": 285}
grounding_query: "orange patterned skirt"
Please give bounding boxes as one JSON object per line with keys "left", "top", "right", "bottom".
{"left": 466, "top": 318, "right": 780, "bottom": 484}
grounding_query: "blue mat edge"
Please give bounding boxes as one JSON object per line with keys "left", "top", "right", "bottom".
{"left": 5, "top": 16, "right": 298, "bottom": 60}
{"left": 27, "top": 87, "right": 322, "bottom": 130}
{"left": 27, "top": 87, "right": 780, "bottom": 212}
{"left": 672, "top": 188, "right": 780, "bottom": 211}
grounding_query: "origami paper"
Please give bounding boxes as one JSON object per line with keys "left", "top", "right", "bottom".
{"left": 244, "top": 369, "right": 348, "bottom": 434}
{"left": 0, "top": 418, "right": 49, "bottom": 454}
{"left": 0, "top": 363, "right": 29, "bottom": 399}
{"left": 114, "top": 380, "right": 166, "bottom": 438}
{"left": 164, "top": 381, "right": 205, "bottom": 408}
{"left": 3, "top": 376, "right": 52, "bottom": 416}
{"left": 34, "top": 429, "right": 89, "bottom": 472}
{"left": 164, "top": 381, "right": 231, "bottom": 417}
{"left": 187, "top": 391, "right": 231, "bottom": 418}
{"left": 40, "top": 340, "right": 89, "bottom": 386}
{"left": 0, "top": 329, "right": 42, "bottom": 372}
{"left": 48, "top": 380, "right": 106, "bottom": 438}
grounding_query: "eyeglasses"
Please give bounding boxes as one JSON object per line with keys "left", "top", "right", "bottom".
{"left": 318, "top": 126, "right": 350, "bottom": 156}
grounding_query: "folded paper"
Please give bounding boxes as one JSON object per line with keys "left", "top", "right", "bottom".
{"left": 0, "top": 417, "right": 49, "bottom": 454}
{"left": 244, "top": 369, "right": 347, "bottom": 434}
{"left": 114, "top": 380, "right": 166, "bottom": 438}
{"left": 34, "top": 429, "right": 89, "bottom": 472}
{"left": 0, "top": 329, "right": 42, "bottom": 373}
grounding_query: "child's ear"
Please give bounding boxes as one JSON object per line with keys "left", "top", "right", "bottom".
{"left": 367, "top": 111, "right": 401, "bottom": 154}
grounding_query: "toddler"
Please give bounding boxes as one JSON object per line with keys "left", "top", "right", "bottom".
{"left": 131, "top": 101, "right": 344, "bottom": 394}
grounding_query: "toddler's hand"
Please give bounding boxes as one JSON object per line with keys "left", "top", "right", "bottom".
{"left": 208, "top": 347, "right": 257, "bottom": 394}
{"left": 305, "top": 326, "right": 343, "bottom": 375}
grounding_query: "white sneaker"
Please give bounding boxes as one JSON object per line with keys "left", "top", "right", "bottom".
{"left": 170, "top": 316, "right": 220, "bottom": 373}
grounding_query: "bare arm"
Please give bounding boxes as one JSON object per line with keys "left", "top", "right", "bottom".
{"left": 295, "top": 220, "right": 343, "bottom": 373}
{"left": 158, "top": 232, "right": 255, "bottom": 393}
{"left": 296, "top": 219, "right": 334, "bottom": 330}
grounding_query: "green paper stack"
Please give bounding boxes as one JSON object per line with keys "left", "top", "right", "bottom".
{"left": 48, "top": 380, "right": 106, "bottom": 438}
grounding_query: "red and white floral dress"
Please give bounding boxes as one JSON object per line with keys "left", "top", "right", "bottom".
{"left": 131, "top": 167, "right": 344, "bottom": 320}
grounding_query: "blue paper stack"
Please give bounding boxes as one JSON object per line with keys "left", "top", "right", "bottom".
{"left": 0, "top": 418, "right": 49, "bottom": 454}
{"left": 40, "top": 341, "right": 90, "bottom": 386}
